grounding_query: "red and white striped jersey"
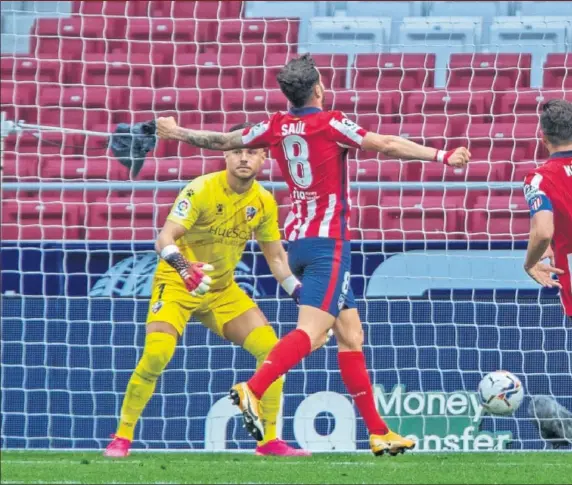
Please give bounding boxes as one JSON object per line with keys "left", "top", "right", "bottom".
{"left": 241, "top": 107, "right": 368, "bottom": 241}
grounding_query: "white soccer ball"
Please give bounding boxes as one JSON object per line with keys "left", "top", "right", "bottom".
{"left": 478, "top": 371, "right": 524, "bottom": 416}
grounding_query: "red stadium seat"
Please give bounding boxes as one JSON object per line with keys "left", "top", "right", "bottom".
{"left": 447, "top": 54, "right": 531, "bottom": 91}
{"left": 31, "top": 17, "right": 108, "bottom": 59}
{"left": 155, "top": 0, "right": 243, "bottom": 19}
{"left": 86, "top": 196, "right": 173, "bottom": 240}
{"left": 0, "top": 80, "right": 37, "bottom": 125}
{"left": 347, "top": 160, "right": 413, "bottom": 182}
{"left": 378, "top": 194, "right": 464, "bottom": 240}
{"left": 415, "top": 160, "right": 511, "bottom": 182}
{"left": 217, "top": 19, "right": 298, "bottom": 56}
{"left": 467, "top": 195, "right": 530, "bottom": 240}
{"left": 1, "top": 154, "right": 40, "bottom": 182}
{"left": 218, "top": 89, "right": 286, "bottom": 124}
{"left": 404, "top": 90, "right": 492, "bottom": 134}
{"left": 39, "top": 157, "right": 122, "bottom": 180}
{"left": 173, "top": 52, "right": 257, "bottom": 90}
{"left": 259, "top": 159, "right": 284, "bottom": 181}
{"left": 4, "top": 130, "right": 80, "bottom": 157}
{"left": 330, "top": 90, "right": 398, "bottom": 128}
{"left": 124, "top": 18, "right": 198, "bottom": 64}
{"left": 76, "top": 53, "right": 153, "bottom": 87}
{"left": 1, "top": 56, "right": 63, "bottom": 84}
{"left": 496, "top": 89, "right": 572, "bottom": 124}
{"left": 377, "top": 122, "right": 449, "bottom": 150}
{"left": 136, "top": 157, "right": 226, "bottom": 181}
{"left": 508, "top": 161, "right": 541, "bottom": 183}
{"left": 260, "top": 53, "right": 347, "bottom": 90}
{"left": 38, "top": 86, "right": 112, "bottom": 129}
{"left": 543, "top": 54, "right": 572, "bottom": 89}
{"left": 462, "top": 123, "right": 538, "bottom": 161}
{"left": 352, "top": 54, "right": 436, "bottom": 91}
{"left": 1, "top": 198, "right": 83, "bottom": 240}
{"left": 72, "top": 0, "right": 150, "bottom": 17}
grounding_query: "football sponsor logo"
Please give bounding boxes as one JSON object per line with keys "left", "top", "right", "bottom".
{"left": 341, "top": 117, "right": 360, "bottom": 132}
{"left": 151, "top": 301, "right": 163, "bottom": 313}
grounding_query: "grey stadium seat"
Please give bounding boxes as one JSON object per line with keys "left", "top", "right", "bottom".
{"left": 490, "top": 16, "right": 572, "bottom": 87}
{"left": 398, "top": 17, "right": 483, "bottom": 87}
{"left": 244, "top": 1, "right": 326, "bottom": 45}
{"left": 305, "top": 16, "right": 390, "bottom": 55}
{"left": 426, "top": 1, "right": 511, "bottom": 43}
{"left": 336, "top": 2, "right": 423, "bottom": 44}
{"left": 514, "top": 1, "right": 572, "bottom": 17}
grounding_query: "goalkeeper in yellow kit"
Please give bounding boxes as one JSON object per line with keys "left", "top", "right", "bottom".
{"left": 105, "top": 123, "right": 310, "bottom": 457}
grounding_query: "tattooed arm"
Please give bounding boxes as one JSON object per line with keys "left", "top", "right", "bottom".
{"left": 156, "top": 116, "right": 248, "bottom": 151}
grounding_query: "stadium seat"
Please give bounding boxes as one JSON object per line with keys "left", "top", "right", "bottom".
{"left": 462, "top": 123, "right": 539, "bottom": 161}
{"left": 1, "top": 154, "right": 40, "bottom": 182}
{"left": 489, "top": 16, "right": 571, "bottom": 88}
{"left": 352, "top": 54, "right": 436, "bottom": 92}
{"left": 413, "top": 160, "right": 511, "bottom": 182}
{"left": 173, "top": 52, "right": 256, "bottom": 90}
{"left": 496, "top": 89, "right": 572, "bottom": 124}
{"left": 347, "top": 160, "right": 412, "bottom": 182}
{"left": 404, "top": 90, "right": 492, "bottom": 134}
{"left": 124, "top": 18, "right": 198, "bottom": 64}
{"left": 514, "top": 1, "right": 572, "bottom": 16}
{"left": 399, "top": 17, "right": 482, "bottom": 87}
{"left": 86, "top": 196, "right": 172, "bottom": 240}
{"left": 5, "top": 131, "right": 80, "bottom": 157}
{"left": 543, "top": 54, "right": 572, "bottom": 89}
{"left": 1, "top": 198, "right": 83, "bottom": 240}
{"left": 306, "top": 17, "right": 390, "bottom": 55}
{"left": 31, "top": 17, "right": 108, "bottom": 59}
{"left": 447, "top": 54, "right": 532, "bottom": 91}
{"left": 75, "top": 53, "right": 153, "bottom": 87}
{"left": 259, "top": 159, "right": 284, "bottom": 181}
{"left": 1, "top": 56, "right": 63, "bottom": 84}
{"left": 218, "top": 89, "right": 286, "bottom": 125}
{"left": 155, "top": 0, "right": 243, "bottom": 19}
{"left": 259, "top": 53, "right": 347, "bottom": 90}
{"left": 508, "top": 161, "right": 541, "bottom": 183}
{"left": 377, "top": 122, "right": 449, "bottom": 150}
{"left": 378, "top": 194, "right": 464, "bottom": 240}
{"left": 72, "top": 0, "right": 150, "bottom": 17}
{"left": 0, "top": 80, "right": 37, "bottom": 124}
{"left": 216, "top": 19, "right": 298, "bottom": 59}
{"left": 134, "top": 156, "right": 225, "bottom": 181}
{"left": 330, "top": 90, "right": 399, "bottom": 129}
{"left": 467, "top": 195, "right": 531, "bottom": 240}
{"left": 38, "top": 156, "right": 121, "bottom": 180}
{"left": 38, "top": 86, "right": 111, "bottom": 130}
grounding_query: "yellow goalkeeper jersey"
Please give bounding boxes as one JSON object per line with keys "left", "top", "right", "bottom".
{"left": 155, "top": 170, "right": 281, "bottom": 291}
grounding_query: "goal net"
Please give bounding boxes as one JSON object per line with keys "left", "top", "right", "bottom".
{"left": 1, "top": 1, "right": 571, "bottom": 452}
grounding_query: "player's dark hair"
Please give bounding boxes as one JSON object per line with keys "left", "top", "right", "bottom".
{"left": 229, "top": 122, "right": 253, "bottom": 132}
{"left": 277, "top": 54, "right": 320, "bottom": 108}
{"left": 540, "top": 99, "right": 572, "bottom": 146}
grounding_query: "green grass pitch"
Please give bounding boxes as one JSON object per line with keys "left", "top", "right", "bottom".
{"left": 1, "top": 451, "right": 571, "bottom": 484}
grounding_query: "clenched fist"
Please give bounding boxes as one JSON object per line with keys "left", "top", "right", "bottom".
{"left": 156, "top": 116, "right": 179, "bottom": 140}
{"left": 442, "top": 147, "right": 471, "bottom": 168}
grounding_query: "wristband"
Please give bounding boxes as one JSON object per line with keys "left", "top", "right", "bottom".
{"left": 160, "top": 244, "right": 180, "bottom": 260}
{"left": 281, "top": 275, "right": 301, "bottom": 295}
{"left": 434, "top": 149, "right": 446, "bottom": 164}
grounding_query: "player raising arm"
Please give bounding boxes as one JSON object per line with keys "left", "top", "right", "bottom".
{"left": 522, "top": 99, "right": 572, "bottom": 319}
{"left": 105, "top": 123, "right": 310, "bottom": 458}
{"left": 157, "top": 54, "right": 470, "bottom": 456}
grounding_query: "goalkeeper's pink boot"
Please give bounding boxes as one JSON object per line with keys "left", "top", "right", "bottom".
{"left": 104, "top": 434, "right": 131, "bottom": 458}
{"left": 255, "top": 439, "right": 311, "bottom": 457}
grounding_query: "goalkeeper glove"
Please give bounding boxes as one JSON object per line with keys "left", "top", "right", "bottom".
{"left": 160, "top": 245, "right": 213, "bottom": 296}
{"left": 281, "top": 275, "right": 302, "bottom": 305}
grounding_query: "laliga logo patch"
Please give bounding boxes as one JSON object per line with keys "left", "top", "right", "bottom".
{"left": 246, "top": 206, "right": 257, "bottom": 221}
{"left": 341, "top": 118, "right": 359, "bottom": 132}
{"left": 173, "top": 199, "right": 191, "bottom": 218}
{"left": 337, "top": 293, "right": 346, "bottom": 310}
{"left": 152, "top": 301, "right": 163, "bottom": 313}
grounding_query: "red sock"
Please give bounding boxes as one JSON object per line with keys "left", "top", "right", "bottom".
{"left": 248, "top": 329, "right": 312, "bottom": 399}
{"left": 338, "top": 351, "right": 389, "bottom": 435}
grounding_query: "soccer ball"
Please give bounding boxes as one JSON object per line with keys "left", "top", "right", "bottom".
{"left": 478, "top": 371, "right": 524, "bottom": 415}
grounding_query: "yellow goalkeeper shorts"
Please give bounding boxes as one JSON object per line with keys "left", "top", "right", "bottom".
{"left": 146, "top": 279, "right": 257, "bottom": 337}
